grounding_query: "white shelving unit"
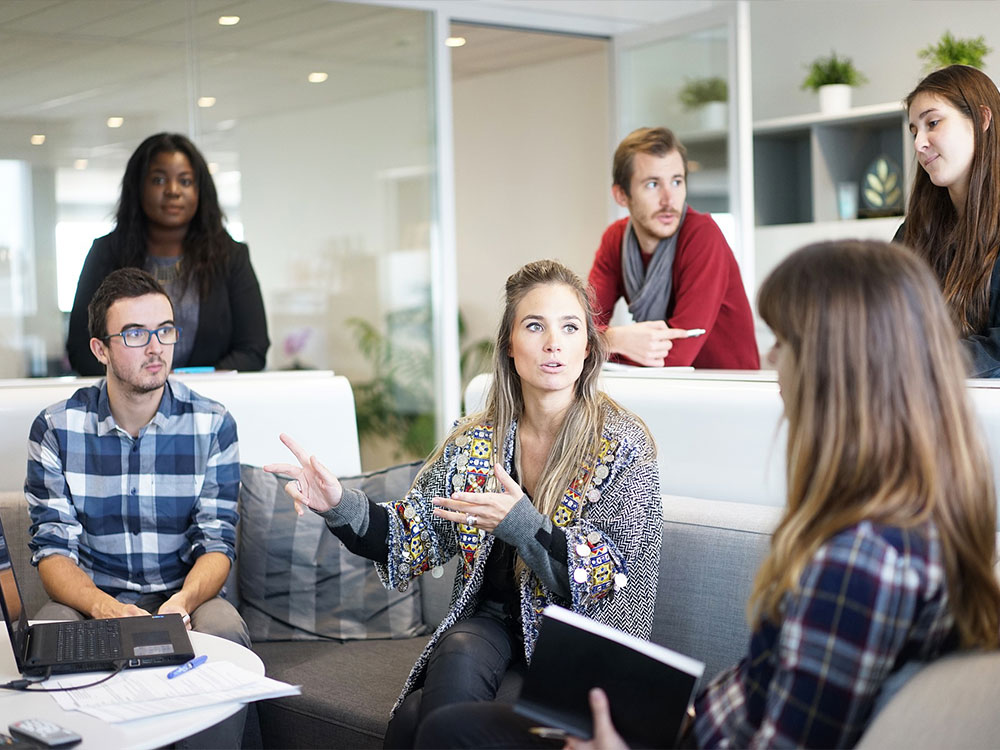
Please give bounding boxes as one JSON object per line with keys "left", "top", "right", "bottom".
{"left": 753, "top": 102, "right": 912, "bottom": 226}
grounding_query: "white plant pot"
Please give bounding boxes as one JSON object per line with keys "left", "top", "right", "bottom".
{"left": 699, "top": 101, "right": 728, "bottom": 131}
{"left": 818, "top": 84, "right": 852, "bottom": 114}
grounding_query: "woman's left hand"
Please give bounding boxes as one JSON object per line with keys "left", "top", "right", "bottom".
{"left": 564, "top": 688, "right": 630, "bottom": 750}
{"left": 432, "top": 463, "right": 522, "bottom": 533}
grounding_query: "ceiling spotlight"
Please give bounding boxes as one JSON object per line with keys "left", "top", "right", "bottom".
{"left": 197, "top": 96, "right": 216, "bottom": 108}
{"left": 218, "top": 15, "right": 240, "bottom": 26}
{"left": 208, "top": 162, "right": 219, "bottom": 175}
{"left": 307, "top": 72, "right": 328, "bottom": 84}
{"left": 74, "top": 159, "right": 88, "bottom": 170}
{"left": 106, "top": 116, "right": 124, "bottom": 128}
{"left": 445, "top": 36, "right": 466, "bottom": 48}
{"left": 30, "top": 134, "right": 46, "bottom": 146}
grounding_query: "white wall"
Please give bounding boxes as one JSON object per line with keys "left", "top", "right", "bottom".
{"left": 750, "top": 1, "right": 1000, "bottom": 121}
{"left": 237, "top": 85, "right": 434, "bottom": 382}
{"left": 453, "top": 49, "right": 611, "bottom": 348}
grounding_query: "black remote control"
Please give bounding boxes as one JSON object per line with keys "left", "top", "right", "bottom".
{"left": 8, "top": 721, "right": 81, "bottom": 748}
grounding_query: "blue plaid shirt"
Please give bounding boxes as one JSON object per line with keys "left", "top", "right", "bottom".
{"left": 25, "top": 378, "right": 240, "bottom": 603}
{"left": 694, "top": 521, "right": 958, "bottom": 749}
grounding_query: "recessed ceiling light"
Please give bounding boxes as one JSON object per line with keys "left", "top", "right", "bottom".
{"left": 445, "top": 36, "right": 466, "bottom": 48}
{"left": 307, "top": 72, "right": 328, "bottom": 84}
{"left": 107, "top": 116, "right": 124, "bottom": 128}
{"left": 218, "top": 15, "right": 239, "bottom": 26}
{"left": 208, "top": 162, "right": 219, "bottom": 175}
{"left": 216, "top": 119, "right": 237, "bottom": 131}
{"left": 30, "top": 134, "right": 46, "bottom": 146}
{"left": 74, "top": 159, "right": 88, "bottom": 170}
{"left": 198, "top": 96, "right": 216, "bottom": 108}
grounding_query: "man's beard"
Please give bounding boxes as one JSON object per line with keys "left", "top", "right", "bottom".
{"left": 109, "top": 355, "right": 169, "bottom": 395}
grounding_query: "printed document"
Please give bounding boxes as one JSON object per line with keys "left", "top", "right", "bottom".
{"left": 50, "top": 661, "right": 300, "bottom": 722}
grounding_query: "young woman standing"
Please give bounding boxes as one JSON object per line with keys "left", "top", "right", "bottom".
{"left": 67, "top": 132, "right": 269, "bottom": 374}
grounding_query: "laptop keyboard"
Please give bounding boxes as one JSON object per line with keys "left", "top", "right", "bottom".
{"left": 55, "top": 619, "right": 123, "bottom": 662}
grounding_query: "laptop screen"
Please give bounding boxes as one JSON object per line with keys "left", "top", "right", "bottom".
{"left": 0, "top": 515, "right": 30, "bottom": 667}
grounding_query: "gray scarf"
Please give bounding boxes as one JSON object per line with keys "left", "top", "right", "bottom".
{"left": 621, "top": 204, "right": 688, "bottom": 323}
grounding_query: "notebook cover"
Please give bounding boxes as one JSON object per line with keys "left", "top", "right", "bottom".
{"left": 514, "top": 605, "right": 704, "bottom": 748}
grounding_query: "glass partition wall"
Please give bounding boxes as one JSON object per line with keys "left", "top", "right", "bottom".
{"left": 0, "top": 0, "right": 442, "bottom": 467}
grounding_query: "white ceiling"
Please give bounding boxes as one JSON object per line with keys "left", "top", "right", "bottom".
{"left": 0, "top": 0, "right": 612, "bottom": 172}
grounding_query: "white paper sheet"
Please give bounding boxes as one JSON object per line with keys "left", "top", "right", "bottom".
{"left": 50, "top": 661, "right": 300, "bottom": 723}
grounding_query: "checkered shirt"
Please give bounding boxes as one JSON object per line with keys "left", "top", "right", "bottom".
{"left": 25, "top": 378, "right": 239, "bottom": 603}
{"left": 694, "top": 520, "right": 958, "bottom": 749}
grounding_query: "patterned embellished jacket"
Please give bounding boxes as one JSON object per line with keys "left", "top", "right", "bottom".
{"left": 375, "top": 403, "right": 662, "bottom": 714}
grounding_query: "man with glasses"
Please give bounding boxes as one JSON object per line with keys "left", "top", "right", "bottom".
{"left": 24, "top": 268, "right": 248, "bottom": 648}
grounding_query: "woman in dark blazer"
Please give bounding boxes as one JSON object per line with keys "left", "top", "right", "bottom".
{"left": 67, "top": 132, "right": 269, "bottom": 374}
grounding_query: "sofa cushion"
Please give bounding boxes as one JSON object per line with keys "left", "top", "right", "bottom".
{"left": 253, "top": 637, "right": 430, "bottom": 749}
{"left": 654, "top": 495, "right": 781, "bottom": 682}
{"left": 237, "top": 462, "right": 424, "bottom": 641}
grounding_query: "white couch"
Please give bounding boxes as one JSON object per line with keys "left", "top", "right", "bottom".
{"left": 0, "top": 370, "right": 361, "bottom": 494}
{"left": 466, "top": 369, "right": 1000, "bottom": 521}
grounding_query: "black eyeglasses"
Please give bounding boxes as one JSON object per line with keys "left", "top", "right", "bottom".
{"left": 104, "top": 326, "right": 182, "bottom": 348}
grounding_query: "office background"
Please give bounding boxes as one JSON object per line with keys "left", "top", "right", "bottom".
{"left": 1, "top": 0, "right": 998, "bottom": 466}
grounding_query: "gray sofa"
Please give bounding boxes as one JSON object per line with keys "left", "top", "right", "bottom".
{"left": 4, "top": 483, "right": 999, "bottom": 749}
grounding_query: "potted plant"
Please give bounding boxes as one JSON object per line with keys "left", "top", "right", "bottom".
{"left": 679, "top": 76, "right": 728, "bottom": 130}
{"left": 918, "top": 31, "right": 991, "bottom": 72}
{"left": 802, "top": 51, "right": 868, "bottom": 114}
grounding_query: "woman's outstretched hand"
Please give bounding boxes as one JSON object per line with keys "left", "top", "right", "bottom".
{"left": 263, "top": 433, "right": 343, "bottom": 515}
{"left": 432, "top": 463, "right": 522, "bottom": 533}
{"left": 564, "top": 688, "right": 629, "bottom": 750}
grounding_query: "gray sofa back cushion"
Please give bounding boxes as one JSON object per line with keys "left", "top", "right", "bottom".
{"left": 238, "top": 462, "right": 426, "bottom": 641}
{"left": 654, "top": 496, "right": 780, "bottom": 682}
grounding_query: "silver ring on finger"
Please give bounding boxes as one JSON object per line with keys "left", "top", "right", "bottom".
{"left": 295, "top": 479, "right": 302, "bottom": 493}
{"left": 465, "top": 513, "right": 478, "bottom": 527}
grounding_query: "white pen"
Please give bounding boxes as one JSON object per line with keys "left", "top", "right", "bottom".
{"left": 682, "top": 328, "right": 706, "bottom": 338}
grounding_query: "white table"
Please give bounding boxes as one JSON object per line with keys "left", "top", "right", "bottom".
{"left": 0, "top": 629, "right": 264, "bottom": 749}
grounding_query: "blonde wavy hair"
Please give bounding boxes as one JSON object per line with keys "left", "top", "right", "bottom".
{"left": 420, "top": 260, "right": 646, "bottom": 574}
{"left": 752, "top": 239, "right": 1000, "bottom": 648}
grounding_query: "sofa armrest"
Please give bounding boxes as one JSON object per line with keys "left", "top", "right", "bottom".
{"left": 0, "top": 490, "right": 48, "bottom": 617}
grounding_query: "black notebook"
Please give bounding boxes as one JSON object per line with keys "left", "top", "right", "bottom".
{"left": 515, "top": 605, "right": 704, "bottom": 749}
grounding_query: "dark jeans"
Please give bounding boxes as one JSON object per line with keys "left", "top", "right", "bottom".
{"left": 384, "top": 610, "right": 521, "bottom": 749}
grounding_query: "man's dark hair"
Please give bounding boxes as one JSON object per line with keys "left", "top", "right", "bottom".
{"left": 613, "top": 127, "right": 689, "bottom": 198}
{"left": 88, "top": 268, "right": 171, "bottom": 340}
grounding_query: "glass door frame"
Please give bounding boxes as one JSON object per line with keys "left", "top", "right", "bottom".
{"left": 375, "top": 0, "right": 755, "bottom": 438}
{"left": 609, "top": 2, "right": 754, "bottom": 296}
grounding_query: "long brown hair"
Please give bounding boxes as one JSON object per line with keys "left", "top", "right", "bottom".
{"left": 902, "top": 65, "right": 1000, "bottom": 334}
{"left": 753, "top": 239, "right": 1000, "bottom": 648}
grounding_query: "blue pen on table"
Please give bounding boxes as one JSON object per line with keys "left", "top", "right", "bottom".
{"left": 167, "top": 654, "right": 207, "bottom": 679}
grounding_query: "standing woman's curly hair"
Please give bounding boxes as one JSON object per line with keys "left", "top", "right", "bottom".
{"left": 901, "top": 65, "right": 1000, "bottom": 335}
{"left": 111, "top": 132, "right": 230, "bottom": 297}
{"left": 754, "top": 240, "right": 1000, "bottom": 649}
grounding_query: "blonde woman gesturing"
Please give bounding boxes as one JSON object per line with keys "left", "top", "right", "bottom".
{"left": 266, "top": 260, "right": 661, "bottom": 748}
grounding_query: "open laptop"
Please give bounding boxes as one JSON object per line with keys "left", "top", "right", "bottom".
{"left": 0, "top": 514, "right": 194, "bottom": 677}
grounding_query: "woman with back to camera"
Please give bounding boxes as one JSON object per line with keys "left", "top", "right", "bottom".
{"left": 690, "top": 240, "right": 1000, "bottom": 746}
{"left": 897, "top": 64, "right": 1000, "bottom": 376}
{"left": 67, "top": 132, "right": 269, "bottom": 375}
{"left": 265, "top": 259, "right": 662, "bottom": 748}
{"left": 418, "top": 241, "right": 1000, "bottom": 749}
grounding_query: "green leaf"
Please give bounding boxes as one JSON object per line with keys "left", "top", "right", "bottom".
{"left": 802, "top": 51, "right": 868, "bottom": 91}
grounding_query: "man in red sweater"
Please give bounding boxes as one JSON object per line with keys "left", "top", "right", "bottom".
{"left": 588, "top": 127, "right": 759, "bottom": 369}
